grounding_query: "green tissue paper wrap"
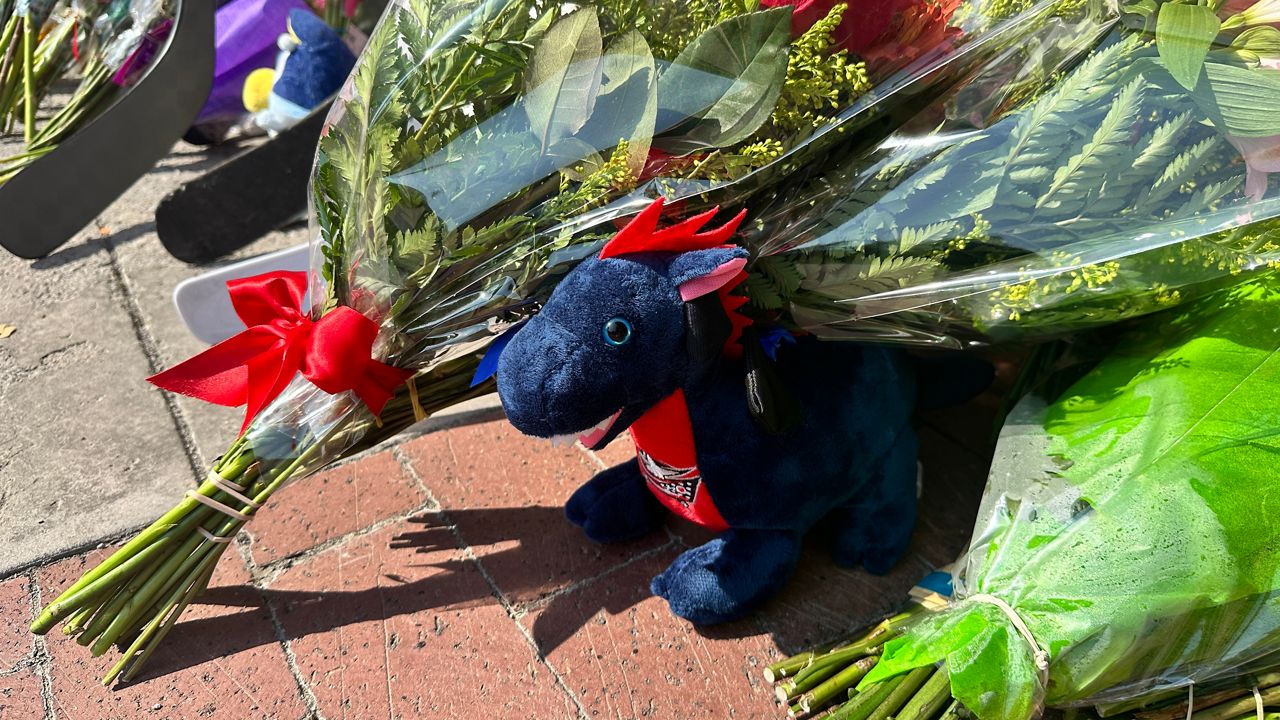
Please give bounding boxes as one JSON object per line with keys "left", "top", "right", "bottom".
{"left": 863, "top": 279, "right": 1280, "bottom": 720}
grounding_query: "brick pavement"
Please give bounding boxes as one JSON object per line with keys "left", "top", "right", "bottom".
{"left": 0, "top": 415, "right": 989, "bottom": 720}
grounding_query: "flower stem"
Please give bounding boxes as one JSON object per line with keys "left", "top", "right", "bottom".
{"left": 1138, "top": 676, "right": 1280, "bottom": 720}
{"left": 765, "top": 611, "right": 914, "bottom": 681}
{"left": 828, "top": 674, "right": 906, "bottom": 720}
{"left": 1192, "top": 685, "right": 1280, "bottom": 720}
{"left": 777, "top": 661, "right": 842, "bottom": 701}
{"left": 0, "top": 14, "right": 20, "bottom": 121}
{"left": 864, "top": 664, "right": 936, "bottom": 720}
{"left": 896, "top": 664, "right": 952, "bottom": 720}
{"left": 106, "top": 547, "right": 221, "bottom": 686}
{"left": 22, "top": 14, "right": 34, "bottom": 142}
{"left": 34, "top": 532, "right": 180, "bottom": 634}
{"left": 797, "top": 655, "right": 881, "bottom": 714}
{"left": 937, "top": 699, "right": 965, "bottom": 720}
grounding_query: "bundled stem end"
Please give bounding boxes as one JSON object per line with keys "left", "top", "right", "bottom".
{"left": 26, "top": 437, "right": 279, "bottom": 685}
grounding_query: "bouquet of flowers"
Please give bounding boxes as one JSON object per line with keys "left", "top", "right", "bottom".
{"left": 28, "top": 0, "right": 1280, "bottom": 684}
{"left": 0, "top": 0, "right": 172, "bottom": 183}
{"left": 764, "top": 275, "right": 1280, "bottom": 720}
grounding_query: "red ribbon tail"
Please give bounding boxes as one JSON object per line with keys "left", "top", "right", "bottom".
{"left": 148, "top": 329, "right": 283, "bottom": 408}
{"left": 354, "top": 361, "right": 415, "bottom": 416}
{"left": 241, "top": 342, "right": 307, "bottom": 432}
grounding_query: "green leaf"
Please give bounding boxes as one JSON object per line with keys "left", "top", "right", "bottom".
{"left": 588, "top": 31, "right": 658, "bottom": 175}
{"left": 756, "top": 255, "right": 804, "bottom": 295}
{"left": 743, "top": 273, "right": 785, "bottom": 310}
{"left": 523, "top": 8, "right": 604, "bottom": 154}
{"left": 658, "top": 8, "right": 791, "bottom": 147}
{"left": 1194, "top": 62, "right": 1280, "bottom": 136}
{"left": 860, "top": 604, "right": 1039, "bottom": 720}
{"left": 1155, "top": 3, "right": 1221, "bottom": 91}
{"left": 1036, "top": 80, "right": 1145, "bottom": 210}
{"left": 1044, "top": 281, "right": 1280, "bottom": 589}
{"left": 796, "top": 255, "right": 941, "bottom": 299}
{"left": 1231, "top": 25, "right": 1280, "bottom": 55}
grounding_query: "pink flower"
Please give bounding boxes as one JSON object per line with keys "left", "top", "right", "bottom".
{"left": 1229, "top": 135, "right": 1280, "bottom": 202}
{"left": 311, "top": 0, "right": 361, "bottom": 19}
{"left": 637, "top": 149, "right": 697, "bottom": 183}
{"left": 1227, "top": 60, "right": 1280, "bottom": 203}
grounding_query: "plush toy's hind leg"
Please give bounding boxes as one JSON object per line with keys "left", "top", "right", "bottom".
{"left": 829, "top": 427, "right": 919, "bottom": 575}
{"left": 566, "top": 459, "right": 666, "bottom": 544}
{"left": 651, "top": 529, "right": 801, "bottom": 625}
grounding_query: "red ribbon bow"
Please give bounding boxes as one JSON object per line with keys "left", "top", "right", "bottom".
{"left": 149, "top": 271, "right": 413, "bottom": 431}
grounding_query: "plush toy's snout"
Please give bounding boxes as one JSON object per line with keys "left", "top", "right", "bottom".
{"left": 495, "top": 317, "right": 580, "bottom": 439}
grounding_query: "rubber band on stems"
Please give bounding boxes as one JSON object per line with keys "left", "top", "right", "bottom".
{"left": 186, "top": 471, "right": 263, "bottom": 524}
{"left": 187, "top": 471, "right": 262, "bottom": 543}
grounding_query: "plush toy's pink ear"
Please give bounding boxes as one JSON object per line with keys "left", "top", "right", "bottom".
{"left": 678, "top": 257, "right": 747, "bottom": 301}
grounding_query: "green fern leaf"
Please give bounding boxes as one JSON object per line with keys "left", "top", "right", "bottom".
{"left": 897, "top": 222, "right": 959, "bottom": 253}
{"left": 756, "top": 256, "right": 804, "bottom": 296}
{"left": 744, "top": 274, "right": 786, "bottom": 310}
{"left": 1174, "top": 176, "right": 1245, "bottom": 218}
{"left": 796, "top": 254, "right": 942, "bottom": 299}
{"left": 1036, "top": 80, "right": 1145, "bottom": 211}
{"left": 1139, "top": 135, "right": 1224, "bottom": 208}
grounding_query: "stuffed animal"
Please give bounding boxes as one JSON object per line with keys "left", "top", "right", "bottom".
{"left": 491, "top": 198, "right": 931, "bottom": 625}
{"left": 241, "top": 9, "right": 356, "bottom": 135}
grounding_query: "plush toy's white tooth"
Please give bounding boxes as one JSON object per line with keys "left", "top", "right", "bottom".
{"left": 549, "top": 434, "right": 574, "bottom": 447}
{"left": 592, "top": 411, "right": 620, "bottom": 434}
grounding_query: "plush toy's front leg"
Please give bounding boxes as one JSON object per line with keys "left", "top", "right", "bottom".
{"left": 828, "top": 426, "right": 919, "bottom": 575}
{"left": 651, "top": 529, "right": 802, "bottom": 625}
{"left": 566, "top": 458, "right": 666, "bottom": 544}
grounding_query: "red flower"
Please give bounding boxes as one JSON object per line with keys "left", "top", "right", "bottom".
{"left": 759, "top": 0, "right": 961, "bottom": 72}
{"left": 637, "top": 149, "right": 698, "bottom": 183}
{"left": 859, "top": 0, "right": 965, "bottom": 73}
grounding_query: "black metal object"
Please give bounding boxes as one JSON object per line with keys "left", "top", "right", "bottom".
{"left": 0, "top": 0, "right": 214, "bottom": 259}
{"left": 156, "top": 106, "right": 327, "bottom": 264}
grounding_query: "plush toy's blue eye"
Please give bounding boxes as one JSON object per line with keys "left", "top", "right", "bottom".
{"left": 603, "top": 317, "right": 633, "bottom": 346}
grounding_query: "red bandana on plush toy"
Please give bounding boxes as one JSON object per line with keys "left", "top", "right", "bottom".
{"left": 598, "top": 200, "right": 753, "bottom": 531}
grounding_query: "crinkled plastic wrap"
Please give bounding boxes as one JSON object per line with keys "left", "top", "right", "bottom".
{"left": 284, "top": 0, "right": 1044, "bottom": 466}
{"left": 311, "top": 0, "right": 1280, "bottom": 381}
{"left": 99, "top": 0, "right": 165, "bottom": 70}
{"left": 861, "top": 278, "right": 1280, "bottom": 720}
{"left": 271, "top": 0, "right": 1280, "bottom": 486}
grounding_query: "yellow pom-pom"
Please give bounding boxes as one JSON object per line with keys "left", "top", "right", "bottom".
{"left": 242, "top": 68, "right": 276, "bottom": 113}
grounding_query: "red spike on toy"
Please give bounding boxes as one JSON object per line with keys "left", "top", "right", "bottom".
{"left": 717, "top": 271, "right": 753, "bottom": 359}
{"left": 600, "top": 199, "right": 747, "bottom": 259}
{"left": 649, "top": 207, "right": 720, "bottom": 246}
{"left": 600, "top": 198, "right": 668, "bottom": 259}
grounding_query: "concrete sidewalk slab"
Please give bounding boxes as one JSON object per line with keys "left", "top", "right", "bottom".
{"left": 0, "top": 230, "right": 194, "bottom": 578}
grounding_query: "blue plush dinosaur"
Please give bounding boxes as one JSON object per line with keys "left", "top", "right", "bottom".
{"left": 492, "top": 198, "right": 926, "bottom": 625}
